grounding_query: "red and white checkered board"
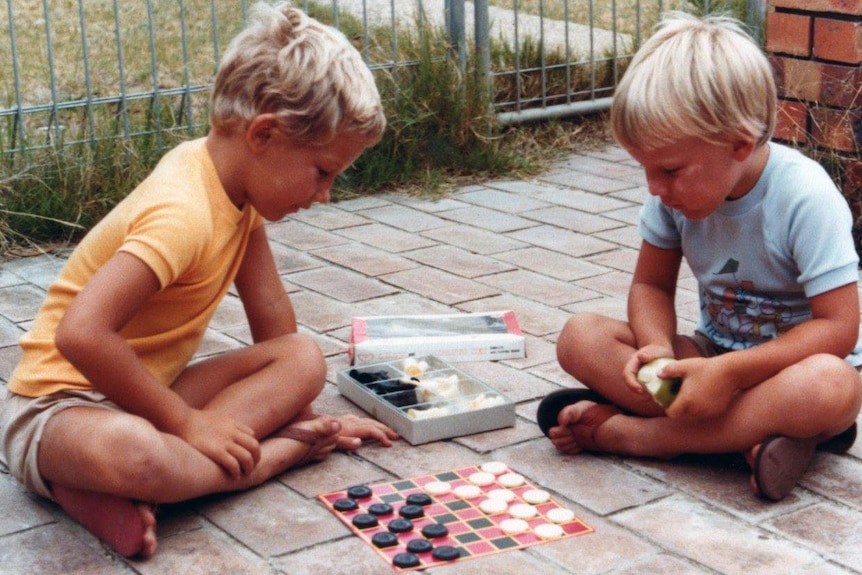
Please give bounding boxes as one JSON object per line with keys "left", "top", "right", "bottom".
{"left": 318, "top": 464, "right": 593, "bottom": 571}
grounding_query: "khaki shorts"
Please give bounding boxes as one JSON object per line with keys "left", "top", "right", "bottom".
{"left": 0, "top": 386, "right": 122, "bottom": 499}
{"left": 682, "top": 331, "right": 731, "bottom": 358}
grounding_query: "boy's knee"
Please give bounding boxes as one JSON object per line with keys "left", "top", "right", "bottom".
{"left": 557, "top": 314, "right": 611, "bottom": 366}
{"left": 272, "top": 333, "right": 327, "bottom": 389}
{"left": 83, "top": 418, "right": 167, "bottom": 494}
{"left": 794, "top": 354, "right": 862, "bottom": 417}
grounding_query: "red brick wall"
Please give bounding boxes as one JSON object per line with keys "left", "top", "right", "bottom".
{"left": 767, "top": 0, "right": 862, "bottom": 244}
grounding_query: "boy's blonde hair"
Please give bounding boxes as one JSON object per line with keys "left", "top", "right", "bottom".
{"left": 210, "top": 3, "right": 385, "bottom": 145}
{"left": 611, "top": 12, "right": 775, "bottom": 151}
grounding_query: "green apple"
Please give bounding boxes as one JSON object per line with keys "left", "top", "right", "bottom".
{"left": 636, "top": 358, "right": 682, "bottom": 408}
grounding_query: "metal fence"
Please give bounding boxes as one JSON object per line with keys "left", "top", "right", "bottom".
{"left": 0, "top": 0, "right": 763, "bottom": 156}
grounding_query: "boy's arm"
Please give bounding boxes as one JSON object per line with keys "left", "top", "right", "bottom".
{"left": 667, "top": 282, "right": 859, "bottom": 418}
{"left": 628, "top": 240, "right": 684, "bottom": 359}
{"left": 233, "top": 226, "right": 298, "bottom": 342}
{"left": 711, "top": 282, "right": 858, "bottom": 389}
{"left": 55, "top": 251, "right": 259, "bottom": 477}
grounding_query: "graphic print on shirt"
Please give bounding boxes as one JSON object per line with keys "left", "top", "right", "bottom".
{"left": 702, "top": 258, "right": 793, "bottom": 348}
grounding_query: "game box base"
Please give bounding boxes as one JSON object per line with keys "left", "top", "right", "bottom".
{"left": 336, "top": 355, "right": 515, "bottom": 445}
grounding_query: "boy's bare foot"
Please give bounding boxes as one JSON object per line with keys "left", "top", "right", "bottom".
{"left": 52, "top": 484, "right": 157, "bottom": 557}
{"left": 270, "top": 414, "right": 341, "bottom": 467}
{"left": 548, "top": 400, "right": 621, "bottom": 454}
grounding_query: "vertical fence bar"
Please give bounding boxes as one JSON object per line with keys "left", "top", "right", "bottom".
{"left": 112, "top": 0, "right": 130, "bottom": 142}
{"left": 6, "top": 0, "right": 25, "bottom": 152}
{"left": 77, "top": 0, "right": 96, "bottom": 144}
{"left": 179, "top": 0, "right": 193, "bottom": 135}
{"left": 40, "top": 0, "right": 62, "bottom": 145}
{"left": 145, "top": 0, "right": 163, "bottom": 149}
{"left": 445, "top": 0, "right": 466, "bottom": 71}
{"left": 209, "top": 0, "right": 221, "bottom": 74}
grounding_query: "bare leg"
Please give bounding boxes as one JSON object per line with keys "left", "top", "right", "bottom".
{"left": 38, "top": 333, "right": 331, "bottom": 557}
{"left": 556, "top": 313, "right": 703, "bottom": 416}
{"left": 550, "top": 353, "right": 861, "bottom": 458}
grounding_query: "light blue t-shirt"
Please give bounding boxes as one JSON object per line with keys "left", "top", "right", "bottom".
{"left": 639, "top": 142, "right": 862, "bottom": 365}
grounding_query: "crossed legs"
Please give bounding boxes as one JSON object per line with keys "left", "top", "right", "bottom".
{"left": 549, "top": 313, "right": 862, "bottom": 484}
{"left": 37, "top": 333, "right": 334, "bottom": 557}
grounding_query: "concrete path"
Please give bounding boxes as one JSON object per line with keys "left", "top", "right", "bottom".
{"left": 338, "top": 0, "right": 631, "bottom": 57}
{"left": 1, "top": 145, "right": 861, "bottom": 573}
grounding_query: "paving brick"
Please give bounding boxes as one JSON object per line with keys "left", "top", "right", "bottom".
{"left": 288, "top": 290, "right": 358, "bottom": 331}
{"left": 765, "top": 502, "right": 862, "bottom": 571}
{"left": 438, "top": 205, "right": 538, "bottom": 233}
{"left": 335, "top": 222, "right": 439, "bottom": 252}
{"left": 0, "top": 524, "right": 120, "bottom": 574}
{"left": 272, "top": 536, "right": 390, "bottom": 575}
{"left": 287, "top": 203, "right": 371, "bottom": 230}
{"left": 380, "top": 267, "right": 499, "bottom": 305}
{"left": 357, "top": 204, "right": 450, "bottom": 231}
{"left": 403, "top": 244, "right": 516, "bottom": 278}
{"left": 389, "top": 194, "right": 470, "bottom": 213}
{"left": 500, "top": 440, "right": 670, "bottom": 515}
{"left": 458, "top": 359, "right": 564, "bottom": 403}
{"left": 0, "top": 345, "right": 22, "bottom": 382}
{"left": 493, "top": 247, "right": 610, "bottom": 282}
{"left": 530, "top": 187, "right": 632, "bottom": 213}
{"left": 421, "top": 224, "right": 529, "bottom": 254}
{"left": 802, "top": 452, "right": 862, "bottom": 509}
{"left": 540, "top": 170, "right": 636, "bottom": 195}
{"left": 311, "top": 242, "right": 417, "bottom": 276}
{"left": 269, "top": 242, "right": 326, "bottom": 274}
{"left": 522, "top": 205, "right": 624, "bottom": 234}
{"left": 509, "top": 225, "right": 618, "bottom": 258}
{"left": 266, "top": 220, "right": 349, "bottom": 250}
{"left": 614, "top": 495, "right": 835, "bottom": 574}
{"left": 201, "top": 481, "right": 345, "bottom": 557}
{"left": 575, "top": 270, "right": 633, "bottom": 300}
{"left": 458, "top": 294, "right": 571, "bottom": 337}
{"left": 288, "top": 267, "right": 399, "bottom": 303}
{"left": 0, "top": 284, "right": 46, "bottom": 323}
{"left": 456, "top": 187, "right": 551, "bottom": 213}
{"left": 135, "top": 528, "right": 272, "bottom": 575}
{"left": 353, "top": 291, "right": 455, "bottom": 316}
{"left": 279, "top": 451, "right": 396, "bottom": 498}
{"left": 0, "top": 315, "right": 24, "bottom": 347}
{"left": 479, "top": 269, "right": 599, "bottom": 307}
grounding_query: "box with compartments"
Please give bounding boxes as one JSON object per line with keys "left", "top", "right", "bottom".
{"left": 336, "top": 355, "right": 516, "bottom": 444}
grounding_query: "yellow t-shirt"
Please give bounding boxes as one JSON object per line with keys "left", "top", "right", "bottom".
{"left": 9, "top": 138, "right": 263, "bottom": 397}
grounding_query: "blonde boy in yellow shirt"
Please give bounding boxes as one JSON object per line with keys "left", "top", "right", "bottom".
{"left": 0, "top": 4, "right": 396, "bottom": 558}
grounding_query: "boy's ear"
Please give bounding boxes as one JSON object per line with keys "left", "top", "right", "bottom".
{"left": 731, "top": 136, "right": 757, "bottom": 161}
{"left": 246, "top": 114, "right": 279, "bottom": 153}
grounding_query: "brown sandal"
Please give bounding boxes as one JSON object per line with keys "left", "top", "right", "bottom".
{"left": 751, "top": 435, "right": 817, "bottom": 501}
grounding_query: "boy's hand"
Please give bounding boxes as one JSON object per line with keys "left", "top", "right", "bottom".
{"left": 180, "top": 409, "right": 261, "bottom": 478}
{"left": 334, "top": 414, "right": 399, "bottom": 450}
{"left": 663, "top": 357, "right": 737, "bottom": 419}
{"left": 624, "top": 344, "right": 676, "bottom": 395}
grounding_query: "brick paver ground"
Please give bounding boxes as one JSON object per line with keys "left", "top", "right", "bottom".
{"left": 1, "top": 145, "right": 860, "bottom": 574}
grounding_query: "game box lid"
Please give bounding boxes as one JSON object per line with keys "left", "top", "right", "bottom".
{"left": 349, "top": 310, "right": 525, "bottom": 366}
